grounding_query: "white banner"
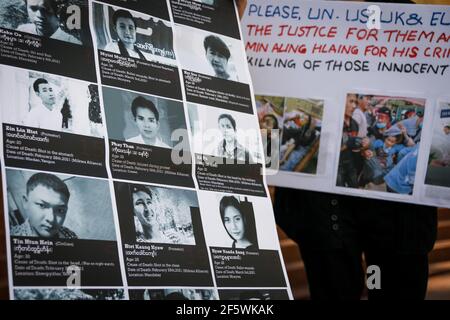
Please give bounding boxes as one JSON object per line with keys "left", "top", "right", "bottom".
{"left": 243, "top": 0, "right": 450, "bottom": 208}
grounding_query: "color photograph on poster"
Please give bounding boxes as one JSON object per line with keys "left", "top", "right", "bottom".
{"left": 0, "top": 66, "right": 103, "bottom": 137}
{"left": 255, "top": 95, "right": 324, "bottom": 173}
{"left": 103, "top": 86, "right": 186, "bottom": 149}
{"left": 129, "top": 288, "right": 218, "bottom": 300}
{"left": 256, "top": 95, "right": 285, "bottom": 126}
{"left": 425, "top": 101, "right": 450, "bottom": 188}
{"left": 256, "top": 95, "right": 284, "bottom": 169}
{"left": 336, "top": 94, "right": 425, "bottom": 195}
{"left": 280, "top": 98, "right": 323, "bottom": 174}
{"left": 91, "top": 1, "right": 176, "bottom": 65}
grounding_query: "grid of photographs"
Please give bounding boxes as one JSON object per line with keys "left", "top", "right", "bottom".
{"left": 0, "top": 0, "right": 291, "bottom": 300}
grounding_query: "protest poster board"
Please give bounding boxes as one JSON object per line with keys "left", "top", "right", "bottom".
{"left": 243, "top": 0, "right": 450, "bottom": 208}
{"left": 0, "top": 0, "right": 291, "bottom": 300}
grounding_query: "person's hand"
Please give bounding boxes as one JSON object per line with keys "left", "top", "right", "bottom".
{"left": 236, "top": 0, "right": 248, "bottom": 19}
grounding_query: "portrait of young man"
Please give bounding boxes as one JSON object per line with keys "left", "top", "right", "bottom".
{"left": 24, "top": 78, "right": 63, "bottom": 132}
{"left": 17, "top": 0, "right": 82, "bottom": 44}
{"left": 10, "top": 172, "right": 77, "bottom": 239}
{"left": 126, "top": 96, "right": 171, "bottom": 148}
{"left": 203, "top": 35, "right": 238, "bottom": 81}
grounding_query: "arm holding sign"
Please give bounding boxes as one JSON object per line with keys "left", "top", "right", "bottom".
{"left": 272, "top": 0, "right": 438, "bottom": 301}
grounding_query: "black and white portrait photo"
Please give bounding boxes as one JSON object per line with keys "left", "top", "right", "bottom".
{"left": 188, "top": 103, "right": 262, "bottom": 163}
{"left": 103, "top": 86, "right": 187, "bottom": 149}
{"left": 198, "top": 192, "right": 259, "bottom": 250}
{"left": 115, "top": 183, "right": 198, "bottom": 246}
{"left": 14, "top": 288, "right": 125, "bottom": 300}
{"left": 0, "top": 66, "right": 104, "bottom": 137}
{"left": 0, "top": 0, "right": 91, "bottom": 45}
{"left": 217, "top": 195, "right": 258, "bottom": 250}
{"left": 6, "top": 168, "right": 116, "bottom": 241}
{"left": 425, "top": 101, "right": 450, "bottom": 188}
{"left": 198, "top": 191, "right": 283, "bottom": 251}
{"left": 129, "top": 288, "right": 218, "bottom": 300}
{"left": 175, "top": 26, "right": 248, "bottom": 83}
{"left": 92, "top": 2, "right": 176, "bottom": 65}
{"left": 336, "top": 94, "right": 426, "bottom": 195}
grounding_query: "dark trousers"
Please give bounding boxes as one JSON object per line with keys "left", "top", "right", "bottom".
{"left": 274, "top": 188, "right": 437, "bottom": 300}
{"left": 299, "top": 246, "right": 429, "bottom": 300}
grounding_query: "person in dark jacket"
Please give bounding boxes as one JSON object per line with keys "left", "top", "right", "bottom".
{"left": 273, "top": 0, "right": 437, "bottom": 300}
